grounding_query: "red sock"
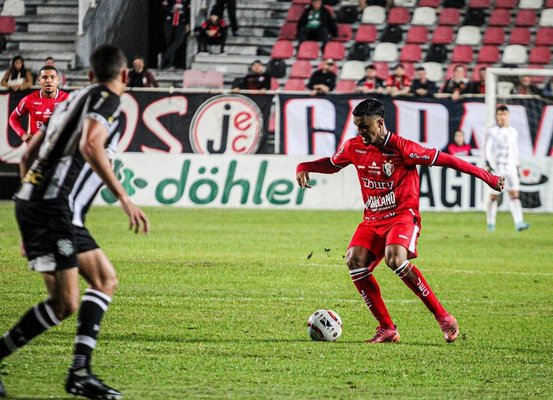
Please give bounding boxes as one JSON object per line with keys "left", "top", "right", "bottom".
{"left": 350, "top": 268, "right": 395, "bottom": 329}
{"left": 394, "top": 261, "right": 448, "bottom": 320}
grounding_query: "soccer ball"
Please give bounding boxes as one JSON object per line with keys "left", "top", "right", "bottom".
{"left": 307, "top": 309, "right": 343, "bottom": 342}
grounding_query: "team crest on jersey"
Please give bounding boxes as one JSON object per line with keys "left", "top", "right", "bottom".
{"left": 383, "top": 160, "right": 394, "bottom": 177}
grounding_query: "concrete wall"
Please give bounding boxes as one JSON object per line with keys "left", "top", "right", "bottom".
{"left": 76, "top": 0, "right": 149, "bottom": 68}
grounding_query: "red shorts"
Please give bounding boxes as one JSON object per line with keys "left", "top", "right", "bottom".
{"left": 348, "top": 213, "right": 421, "bottom": 271}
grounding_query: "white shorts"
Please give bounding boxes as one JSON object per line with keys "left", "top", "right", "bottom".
{"left": 490, "top": 166, "right": 519, "bottom": 195}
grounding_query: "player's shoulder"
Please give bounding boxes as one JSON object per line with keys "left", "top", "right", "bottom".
{"left": 58, "top": 90, "right": 70, "bottom": 101}
{"left": 87, "top": 84, "right": 121, "bottom": 111}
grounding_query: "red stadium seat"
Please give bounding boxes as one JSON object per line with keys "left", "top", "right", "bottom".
{"left": 292, "top": 0, "right": 310, "bottom": 4}
{"left": 418, "top": 0, "right": 441, "bottom": 6}
{"left": 438, "top": 8, "right": 461, "bottom": 25}
{"left": 297, "top": 41, "right": 320, "bottom": 60}
{"left": 399, "top": 44, "right": 422, "bottom": 62}
{"left": 402, "top": 63, "right": 415, "bottom": 78}
{"left": 528, "top": 65, "right": 545, "bottom": 84}
{"left": 279, "top": 23, "right": 297, "bottom": 40}
{"left": 445, "top": 64, "right": 457, "bottom": 79}
{"left": 317, "top": 61, "right": 338, "bottom": 75}
{"left": 336, "top": 24, "right": 353, "bottom": 42}
{"left": 373, "top": 62, "right": 389, "bottom": 80}
{"left": 286, "top": 4, "right": 305, "bottom": 22}
{"left": 483, "top": 27, "right": 505, "bottom": 45}
{"left": 471, "top": 64, "right": 490, "bottom": 81}
{"left": 451, "top": 45, "right": 474, "bottom": 63}
{"left": 495, "top": 0, "right": 517, "bottom": 7}
{"left": 515, "top": 10, "right": 536, "bottom": 26}
{"left": 290, "top": 60, "right": 312, "bottom": 79}
{"left": 489, "top": 9, "right": 511, "bottom": 26}
{"left": 509, "top": 28, "right": 531, "bottom": 45}
{"left": 183, "top": 70, "right": 224, "bottom": 89}
{"left": 432, "top": 26, "right": 454, "bottom": 44}
{"left": 529, "top": 47, "right": 551, "bottom": 64}
{"left": 547, "top": 0, "right": 553, "bottom": 6}
{"left": 270, "top": 78, "right": 279, "bottom": 91}
{"left": 388, "top": 7, "right": 410, "bottom": 24}
{"left": 0, "top": 16, "right": 16, "bottom": 34}
{"left": 284, "top": 78, "right": 306, "bottom": 91}
{"left": 477, "top": 46, "right": 500, "bottom": 63}
{"left": 355, "top": 24, "right": 377, "bottom": 43}
{"left": 323, "top": 41, "right": 345, "bottom": 60}
{"left": 535, "top": 28, "right": 553, "bottom": 46}
{"left": 335, "top": 80, "right": 357, "bottom": 93}
{"left": 271, "top": 40, "right": 294, "bottom": 59}
{"left": 406, "top": 26, "right": 428, "bottom": 43}
{"left": 469, "top": 0, "right": 490, "bottom": 7}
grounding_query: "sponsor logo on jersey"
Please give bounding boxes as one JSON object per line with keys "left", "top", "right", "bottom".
{"left": 57, "top": 239, "right": 74, "bottom": 257}
{"left": 365, "top": 191, "right": 396, "bottom": 212}
{"left": 355, "top": 149, "right": 367, "bottom": 154}
{"left": 383, "top": 160, "right": 394, "bottom": 177}
{"left": 409, "top": 152, "right": 430, "bottom": 160}
{"left": 361, "top": 178, "right": 394, "bottom": 190}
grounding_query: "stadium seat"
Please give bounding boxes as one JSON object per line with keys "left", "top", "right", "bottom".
{"left": 399, "top": 44, "right": 422, "bottom": 62}
{"left": 483, "top": 27, "right": 505, "bottom": 45}
{"left": 355, "top": 24, "right": 377, "bottom": 43}
{"left": 317, "top": 60, "right": 338, "bottom": 75}
{"left": 388, "top": 7, "right": 410, "bottom": 24}
{"left": 266, "top": 59, "right": 287, "bottom": 78}
{"left": 279, "top": 23, "right": 297, "bottom": 40}
{"left": 527, "top": 65, "right": 545, "bottom": 84}
{"left": 290, "top": 60, "right": 312, "bottom": 79}
{"left": 471, "top": 64, "right": 489, "bottom": 81}
{"left": 336, "top": 5, "right": 359, "bottom": 24}
{"left": 438, "top": 8, "right": 461, "bottom": 25}
{"left": 546, "top": 0, "right": 553, "bottom": 7}
{"left": 336, "top": 24, "right": 353, "bottom": 42}
{"left": 271, "top": 40, "right": 294, "bottom": 59}
{"left": 373, "top": 62, "right": 389, "bottom": 80}
{"left": 422, "top": 62, "right": 444, "bottom": 82}
{"left": 502, "top": 44, "right": 528, "bottom": 64}
{"left": 443, "top": 0, "right": 465, "bottom": 7}
{"left": 477, "top": 46, "right": 500, "bottom": 63}
{"left": 432, "top": 26, "right": 454, "bottom": 44}
{"left": 518, "top": 0, "right": 542, "bottom": 8}
{"left": 380, "top": 25, "right": 403, "bottom": 43}
{"left": 286, "top": 4, "right": 305, "bottom": 22}
{"left": 0, "top": 16, "right": 16, "bottom": 34}
{"left": 373, "top": 43, "right": 399, "bottom": 62}
{"left": 406, "top": 26, "right": 428, "bottom": 43}
{"left": 515, "top": 10, "right": 536, "bottom": 26}
{"left": 362, "top": 6, "right": 386, "bottom": 24}
{"left": 456, "top": 26, "right": 482, "bottom": 45}
{"left": 489, "top": 9, "right": 511, "bottom": 26}
{"left": 539, "top": 10, "right": 553, "bottom": 27}
{"left": 204, "top": 71, "right": 224, "bottom": 89}
{"left": 323, "top": 41, "right": 345, "bottom": 60}
{"left": 297, "top": 41, "right": 320, "bottom": 60}
{"left": 183, "top": 70, "right": 223, "bottom": 89}
{"left": 418, "top": 0, "right": 441, "bottom": 6}
{"left": 402, "top": 63, "right": 415, "bottom": 78}
{"left": 292, "top": 0, "right": 310, "bottom": 4}
{"left": 425, "top": 44, "right": 448, "bottom": 62}
{"left": 284, "top": 78, "right": 306, "bottom": 91}
{"left": 468, "top": 0, "right": 490, "bottom": 7}
{"left": 270, "top": 78, "right": 279, "bottom": 91}
{"left": 348, "top": 42, "right": 371, "bottom": 61}
{"left": 335, "top": 80, "right": 357, "bottom": 93}
{"left": 463, "top": 8, "right": 485, "bottom": 26}
{"left": 497, "top": 81, "right": 514, "bottom": 96}
{"left": 340, "top": 60, "right": 366, "bottom": 80}
{"left": 445, "top": 64, "right": 458, "bottom": 79}
{"left": 529, "top": 47, "right": 551, "bottom": 64}
{"left": 411, "top": 7, "right": 437, "bottom": 25}
{"left": 451, "top": 45, "right": 474, "bottom": 63}
{"left": 394, "top": 0, "right": 417, "bottom": 6}
{"left": 536, "top": 28, "right": 553, "bottom": 46}
{"left": 509, "top": 28, "right": 531, "bottom": 45}
{"left": 495, "top": 0, "right": 517, "bottom": 7}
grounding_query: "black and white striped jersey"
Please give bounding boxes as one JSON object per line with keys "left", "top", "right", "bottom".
{"left": 15, "top": 83, "right": 122, "bottom": 227}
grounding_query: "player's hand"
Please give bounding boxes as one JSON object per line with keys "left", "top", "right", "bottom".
{"left": 492, "top": 176, "right": 505, "bottom": 192}
{"left": 22, "top": 133, "right": 32, "bottom": 143}
{"left": 119, "top": 195, "right": 150, "bottom": 234}
{"left": 296, "top": 171, "right": 311, "bottom": 189}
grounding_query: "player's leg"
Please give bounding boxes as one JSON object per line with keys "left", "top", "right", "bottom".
{"left": 506, "top": 170, "right": 529, "bottom": 231}
{"left": 487, "top": 194, "right": 499, "bottom": 231}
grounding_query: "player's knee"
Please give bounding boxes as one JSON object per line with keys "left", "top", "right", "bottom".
{"left": 52, "top": 297, "right": 79, "bottom": 320}
{"left": 90, "top": 275, "right": 118, "bottom": 297}
{"left": 490, "top": 195, "right": 499, "bottom": 202}
{"left": 385, "top": 253, "right": 405, "bottom": 271}
{"left": 346, "top": 252, "right": 365, "bottom": 270}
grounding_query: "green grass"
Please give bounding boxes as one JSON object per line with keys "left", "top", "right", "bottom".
{"left": 0, "top": 202, "right": 552, "bottom": 399}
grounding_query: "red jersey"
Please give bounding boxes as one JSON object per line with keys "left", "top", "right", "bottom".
{"left": 385, "top": 75, "right": 411, "bottom": 90}
{"left": 331, "top": 133, "right": 438, "bottom": 221}
{"left": 446, "top": 143, "right": 472, "bottom": 156}
{"left": 9, "top": 89, "right": 69, "bottom": 138}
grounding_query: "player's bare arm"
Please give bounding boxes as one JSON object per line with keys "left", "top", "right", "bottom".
{"left": 80, "top": 117, "right": 150, "bottom": 234}
{"left": 296, "top": 157, "right": 341, "bottom": 189}
{"left": 19, "top": 131, "right": 45, "bottom": 179}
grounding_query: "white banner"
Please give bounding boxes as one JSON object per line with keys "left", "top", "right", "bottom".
{"left": 95, "top": 154, "right": 553, "bottom": 212}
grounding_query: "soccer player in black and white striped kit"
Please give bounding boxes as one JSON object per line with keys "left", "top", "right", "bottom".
{"left": 0, "top": 45, "right": 149, "bottom": 399}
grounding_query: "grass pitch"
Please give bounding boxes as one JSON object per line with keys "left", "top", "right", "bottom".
{"left": 0, "top": 202, "right": 552, "bottom": 399}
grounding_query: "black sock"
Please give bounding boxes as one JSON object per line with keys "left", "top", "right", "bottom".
{"left": 0, "top": 300, "right": 60, "bottom": 360}
{"left": 71, "top": 289, "right": 111, "bottom": 371}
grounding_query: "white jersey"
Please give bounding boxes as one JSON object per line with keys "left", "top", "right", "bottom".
{"left": 484, "top": 124, "right": 519, "bottom": 173}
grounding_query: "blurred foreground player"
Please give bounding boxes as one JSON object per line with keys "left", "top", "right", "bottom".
{"left": 296, "top": 98, "right": 504, "bottom": 344}
{"left": 0, "top": 44, "right": 150, "bottom": 399}
{"left": 9, "top": 65, "right": 68, "bottom": 143}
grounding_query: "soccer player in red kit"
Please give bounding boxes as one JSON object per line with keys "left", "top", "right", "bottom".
{"left": 296, "top": 98, "right": 505, "bottom": 343}
{"left": 9, "top": 65, "right": 68, "bottom": 143}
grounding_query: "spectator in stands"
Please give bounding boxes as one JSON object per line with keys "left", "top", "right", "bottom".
{"left": 307, "top": 58, "right": 336, "bottom": 95}
{"left": 159, "top": 0, "right": 191, "bottom": 70}
{"left": 385, "top": 64, "right": 411, "bottom": 97}
{"left": 297, "top": 0, "right": 337, "bottom": 49}
{"left": 410, "top": 66, "right": 437, "bottom": 98}
{"left": 1, "top": 55, "right": 32, "bottom": 91}
{"left": 446, "top": 130, "right": 473, "bottom": 156}
{"left": 213, "top": 0, "right": 238, "bottom": 36}
{"left": 128, "top": 55, "right": 159, "bottom": 88}
{"left": 231, "top": 60, "right": 271, "bottom": 92}
{"left": 355, "top": 64, "right": 384, "bottom": 94}
{"left": 440, "top": 64, "right": 470, "bottom": 101}
{"left": 542, "top": 79, "right": 553, "bottom": 97}
{"left": 197, "top": 12, "right": 227, "bottom": 54}
{"left": 469, "top": 67, "right": 486, "bottom": 95}
{"left": 511, "top": 76, "right": 541, "bottom": 95}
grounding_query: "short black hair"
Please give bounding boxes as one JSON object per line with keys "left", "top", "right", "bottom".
{"left": 39, "top": 65, "right": 58, "bottom": 76}
{"left": 496, "top": 104, "right": 509, "bottom": 113}
{"left": 90, "top": 44, "right": 127, "bottom": 82}
{"left": 45, "top": 56, "right": 54, "bottom": 62}
{"left": 416, "top": 66, "right": 425, "bottom": 72}
{"left": 352, "top": 98, "right": 385, "bottom": 119}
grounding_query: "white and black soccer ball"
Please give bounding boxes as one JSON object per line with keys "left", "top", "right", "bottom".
{"left": 307, "top": 309, "right": 343, "bottom": 342}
